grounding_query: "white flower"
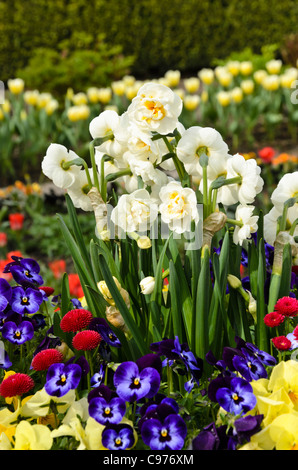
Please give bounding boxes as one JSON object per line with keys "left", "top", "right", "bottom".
{"left": 111, "top": 189, "right": 158, "bottom": 233}
{"left": 176, "top": 126, "right": 229, "bottom": 179}
{"left": 233, "top": 205, "right": 259, "bottom": 246}
{"left": 89, "top": 110, "right": 125, "bottom": 158}
{"left": 159, "top": 181, "right": 199, "bottom": 234}
{"left": 41, "top": 143, "right": 81, "bottom": 189}
{"left": 126, "top": 82, "right": 183, "bottom": 134}
{"left": 221, "top": 153, "right": 264, "bottom": 205}
{"left": 67, "top": 169, "right": 94, "bottom": 211}
{"left": 271, "top": 171, "right": 298, "bottom": 215}
{"left": 264, "top": 206, "right": 281, "bottom": 246}
{"left": 140, "top": 276, "right": 155, "bottom": 294}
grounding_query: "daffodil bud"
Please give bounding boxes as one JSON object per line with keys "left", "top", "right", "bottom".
{"left": 227, "top": 274, "right": 242, "bottom": 290}
{"left": 137, "top": 236, "right": 152, "bottom": 250}
{"left": 140, "top": 276, "right": 155, "bottom": 295}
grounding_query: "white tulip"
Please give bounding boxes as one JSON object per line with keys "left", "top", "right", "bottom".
{"left": 139, "top": 276, "right": 155, "bottom": 295}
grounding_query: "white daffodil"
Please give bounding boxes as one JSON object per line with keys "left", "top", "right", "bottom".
{"left": 126, "top": 82, "right": 183, "bottom": 135}
{"left": 89, "top": 110, "right": 125, "bottom": 158}
{"left": 111, "top": 189, "right": 158, "bottom": 234}
{"left": 159, "top": 181, "right": 199, "bottom": 234}
{"left": 176, "top": 126, "right": 229, "bottom": 179}
{"left": 221, "top": 153, "right": 264, "bottom": 206}
{"left": 264, "top": 206, "right": 281, "bottom": 246}
{"left": 67, "top": 169, "right": 94, "bottom": 211}
{"left": 233, "top": 204, "right": 259, "bottom": 246}
{"left": 271, "top": 172, "right": 298, "bottom": 214}
{"left": 41, "top": 143, "right": 81, "bottom": 189}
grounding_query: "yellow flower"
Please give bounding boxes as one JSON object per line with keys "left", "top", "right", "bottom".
{"left": 217, "top": 71, "right": 233, "bottom": 87}
{"left": 164, "top": 70, "right": 181, "bottom": 88}
{"left": 216, "top": 90, "right": 230, "bottom": 106}
{"left": 111, "top": 80, "right": 126, "bottom": 96}
{"left": 98, "top": 277, "right": 130, "bottom": 307}
{"left": 37, "top": 92, "right": 52, "bottom": 109}
{"left": 122, "top": 75, "right": 136, "bottom": 87}
{"left": 13, "top": 420, "right": 53, "bottom": 450}
{"left": 240, "top": 61, "right": 253, "bottom": 76}
{"left": 45, "top": 99, "right": 59, "bottom": 116}
{"left": 198, "top": 68, "right": 214, "bottom": 85}
{"left": 183, "top": 94, "right": 200, "bottom": 111}
{"left": 230, "top": 87, "right": 243, "bottom": 103}
{"left": 266, "top": 59, "right": 282, "bottom": 75}
{"left": 241, "top": 79, "right": 255, "bottom": 94}
{"left": 2, "top": 99, "right": 11, "bottom": 113}
{"left": 0, "top": 108, "right": 4, "bottom": 121}
{"left": 72, "top": 92, "right": 88, "bottom": 106}
{"left": 261, "top": 75, "right": 280, "bottom": 91}
{"left": 7, "top": 78, "right": 24, "bottom": 95}
{"left": 67, "top": 105, "right": 90, "bottom": 121}
{"left": 268, "top": 413, "right": 298, "bottom": 450}
{"left": 227, "top": 60, "right": 240, "bottom": 76}
{"left": 97, "top": 87, "right": 112, "bottom": 104}
{"left": 24, "top": 90, "right": 39, "bottom": 106}
{"left": 184, "top": 77, "right": 200, "bottom": 93}
{"left": 21, "top": 388, "right": 76, "bottom": 418}
{"left": 268, "top": 360, "right": 298, "bottom": 410}
{"left": 253, "top": 69, "right": 268, "bottom": 85}
{"left": 87, "top": 87, "right": 100, "bottom": 104}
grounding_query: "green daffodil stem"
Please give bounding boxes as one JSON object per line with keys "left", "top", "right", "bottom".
{"left": 226, "top": 218, "right": 243, "bottom": 227}
{"left": 203, "top": 166, "right": 208, "bottom": 218}
{"left": 89, "top": 140, "right": 100, "bottom": 193}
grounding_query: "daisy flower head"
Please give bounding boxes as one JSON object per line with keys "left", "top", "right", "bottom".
{"left": 60, "top": 308, "right": 93, "bottom": 333}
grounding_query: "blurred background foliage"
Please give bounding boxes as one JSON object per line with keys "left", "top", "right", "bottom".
{"left": 0, "top": 0, "right": 297, "bottom": 95}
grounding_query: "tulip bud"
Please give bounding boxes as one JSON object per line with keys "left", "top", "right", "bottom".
{"left": 140, "top": 276, "right": 155, "bottom": 295}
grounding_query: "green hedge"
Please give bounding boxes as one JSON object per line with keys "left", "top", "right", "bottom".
{"left": 1, "top": 0, "right": 297, "bottom": 83}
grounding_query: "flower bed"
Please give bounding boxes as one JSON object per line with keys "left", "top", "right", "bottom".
{"left": 0, "top": 80, "right": 298, "bottom": 451}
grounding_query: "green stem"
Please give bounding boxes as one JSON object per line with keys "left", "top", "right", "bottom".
{"left": 203, "top": 166, "right": 208, "bottom": 219}
{"left": 226, "top": 218, "right": 243, "bottom": 227}
{"left": 89, "top": 141, "right": 100, "bottom": 193}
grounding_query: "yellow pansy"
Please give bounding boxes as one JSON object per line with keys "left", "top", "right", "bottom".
{"left": 21, "top": 388, "right": 76, "bottom": 418}
{"left": 268, "top": 360, "right": 298, "bottom": 410}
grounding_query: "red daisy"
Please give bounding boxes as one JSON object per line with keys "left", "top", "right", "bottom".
{"left": 72, "top": 330, "right": 102, "bottom": 351}
{"left": 274, "top": 297, "right": 298, "bottom": 317}
{"left": 31, "top": 349, "right": 63, "bottom": 371}
{"left": 38, "top": 286, "right": 55, "bottom": 297}
{"left": 272, "top": 336, "right": 292, "bottom": 351}
{"left": 264, "top": 311, "right": 285, "bottom": 328}
{"left": 0, "top": 373, "right": 35, "bottom": 397}
{"left": 60, "top": 309, "right": 93, "bottom": 332}
{"left": 293, "top": 325, "right": 298, "bottom": 341}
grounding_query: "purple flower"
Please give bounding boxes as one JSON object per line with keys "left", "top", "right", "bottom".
{"left": 45, "top": 363, "right": 82, "bottom": 397}
{"left": 102, "top": 423, "right": 135, "bottom": 450}
{"left": 90, "top": 364, "right": 105, "bottom": 388}
{"left": 232, "top": 349, "right": 268, "bottom": 382}
{"left": 113, "top": 361, "right": 160, "bottom": 403}
{"left": 138, "top": 397, "right": 180, "bottom": 432}
{"left": 2, "top": 320, "right": 34, "bottom": 344}
{"left": 0, "top": 279, "right": 12, "bottom": 312}
{"left": 11, "top": 286, "right": 43, "bottom": 314}
{"left": 215, "top": 377, "right": 257, "bottom": 415}
{"left": 89, "top": 386, "right": 126, "bottom": 425}
{"left": 0, "top": 347, "right": 12, "bottom": 369}
{"left": 192, "top": 422, "right": 229, "bottom": 450}
{"left": 89, "top": 318, "right": 121, "bottom": 348}
{"left": 9, "top": 257, "right": 43, "bottom": 287}
{"left": 141, "top": 414, "right": 187, "bottom": 450}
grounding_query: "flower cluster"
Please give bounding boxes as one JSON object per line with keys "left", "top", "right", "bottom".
{"left": 264, "top": 297, "right": 298, "bottom": 352}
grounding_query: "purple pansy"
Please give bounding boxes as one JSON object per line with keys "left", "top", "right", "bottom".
{"left": 0, "top": 279, "right": 12, "bottom": 312}
{"left": 90, "top": 364, "right": 105, "bottom": 388}
{"left": 11, "top": 286, "right": 43, "bottom": 314}
{"left": 138, "top": 397, "right": 180, "bottom": 432}
{"left": 141, "top": 413, "right": 187, "bottom": 450}
{"left": 0, "top": 347, "right": 12, "bottom": 369}
{"left": 45, "top": 362, "right": 82, "bottom": 397}
{"left": 102, "top": 423, "right": 135, "bottom": 450}
{"left": 6, "top": 257, "right": 44, "bottom": 287}
{"left": 215, "top": 376, "right": 257, "bottom": 415}
{"left": 2, "top": 320, "right": 34, "bottom": 344}
{"left": 232, "top": 349, "right": 268, "bottom": 382}
{"left": 88, "top": 384, "right": 126, "bottom": 425}
{"left": 113, "top": 361, "right": 160, "bottom": 403}
{"left": 89, "top": 318, "right": 121, "bottom": 348}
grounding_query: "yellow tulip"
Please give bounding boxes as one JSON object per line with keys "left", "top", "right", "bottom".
{"left": 111, "top": 80, "right": 126, "bottom": 96}
{"left": 216, "top": 90, "right": 231, "bottom": 106}
{"left": 7, "top": 78, "right": 24, "bottom": 95}
{"left": 122, "top": 75, "right": 136, "bottom": 87}
{"left": 37, "top": 92, "right": 52, "bottom": 109}
{"left": 230, "top": 86, "right": 243, "bottom": 103}
{"left": 227, "top": 60, "right": 241, "bottom": 76}
{"left": 67, "top": 104, "right": 90, "bottom": 121}
{"left": 241, "top": 79, "right": 255, "bottom": 95}
{"left": 217, "top": 71, "right": 233, "bottom": 87}
{"left": 2, "top": 99, "right": 11, "bottom": 113}
{"left": 183, "top": 94, "right": 200, "bottom": 111}
{"left": 97, "top": 87, "right": 112, "bottom": 104}
{"left": 198, "top": 68, "right": 214, "bottom": 85}
{"left": 184, "top": 77, "right": 200, "bottom": 93}
{"left": 262, "top": 75, "right": 280, "bottom": 91}
{"left": 72, "top": 92, "right": 88, "bottom": 106}
{"left": 24, "top": 90, "right": 39, "bottom": 106}
{"left": 266, "top": 59, "right": 283, "bottom": 75}
{"left": 164, "top": 70, "right": 181, "bottom": 88}
{"left": 87, "top": 87, "right": 100, "bottom": 104}
{"left": 253, "top": 69, "right": 268, "bottom": 85}
{"left": 240, "top": 61, "right": 253, "bottom": 75}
